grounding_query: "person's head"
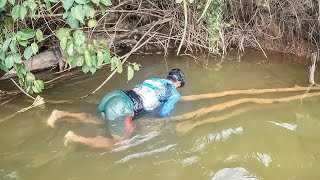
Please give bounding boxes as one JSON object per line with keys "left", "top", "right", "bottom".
{"left": 167, "top": 68, "right": 185, "bottom": 89}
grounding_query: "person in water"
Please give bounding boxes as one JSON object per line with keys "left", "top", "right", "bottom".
{"left": 47, "top": 68, "right": 185, "bottom": 149}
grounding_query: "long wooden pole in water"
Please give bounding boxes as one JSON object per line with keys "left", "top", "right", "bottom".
{"left": 180, "top": 85, "right": 320, "bottom": 102}
{"left": 170, "top": 91, "right": 320, "bottom": 122}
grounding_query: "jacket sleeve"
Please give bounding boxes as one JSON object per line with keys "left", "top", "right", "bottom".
{"left": 159, "top": 92, "right": 180, "bottom": 117}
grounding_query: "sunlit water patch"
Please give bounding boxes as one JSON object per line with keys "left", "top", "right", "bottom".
{"left": 211, "top": 167, "right": 259, "bottom": 180}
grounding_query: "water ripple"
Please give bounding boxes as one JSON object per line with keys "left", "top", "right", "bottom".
{"left": 111, "top": 131, "right": 160, "bottom": 152}
{"left": 188, "top": 127, "right": 244, "bottom": 153}
{"left": 114, "top": 144, "right": 176, "bottom": 164}
{"left": 181, "top": 156, "right": 200, "bottom": 167}
{"left": 254, "top": 153, "right": 272, "bottom": 167}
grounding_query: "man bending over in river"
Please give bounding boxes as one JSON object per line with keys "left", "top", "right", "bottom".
{"left": 47, "top": 68, "right": 185, "bottom": 149}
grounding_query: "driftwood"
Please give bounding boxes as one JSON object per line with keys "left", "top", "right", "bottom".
{"left": 180, "top": 85, "right": 320, "bottom": 102}
{"left": 171, "top": 92, "right": 320, "bottom": 121}
{"left": 176, "top": 106, "right": 254, "bottom": 134}
{"left": 175, "top": 91, "right": 320, "bottom": 133}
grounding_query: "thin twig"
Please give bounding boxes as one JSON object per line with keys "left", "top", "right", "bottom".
{"left": 10, "top": 78, "right": 35, "bottom": 100}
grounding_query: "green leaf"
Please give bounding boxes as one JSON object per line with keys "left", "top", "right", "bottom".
{"left": 63, "top": 11, "right": 69, "bottom": 18}
{"left": 32, "top": 86, "right": 39, "bottom": 93}
{"left": 2, "top": 38, "right": 11, "bottom": 51}
{"left": 33, "top": 80, "right": 41, "bottom": 90}
{"left": 103, "top": 50, "right": 111, "bottom": 64}
{"left": 18, "top": 40, "right": 28, "bottom": 46}
{"left": 5, "top": 55, "right": 14, "bottom": 69}
{"left": 67, "top": 40, "right": 74, "bottom": 55}
{"left": 19, "top": 5, "right": 27, "bottom": 20}
{"left": 11, "top": 5, "right": 20, "bottom": 21}
{"left": 0, "top": 61, "right": 9, "bottom": 72}
{"left": 62, "top": 0, "right": 74, "bottom": 10}
{"left": 13, "top": 53, "right": 22, "bottom": 63}
{"left": 0, "top": 50, "right": 5, "bottom": 60}
{"left": 91, "top": 0, "right": 99, "bottom": 5}
{"left": 36, "top": 29, "right": 44, "bottom": 42}
{"left": 56, "top": 28, "right": 70, "bottom": 40}
{"left": 31, "top": 43, "right": 38, "bottom": 54}
{"left": 49, "top": 0, "right": 59, "bottom": 2}
{"left": 8, "top": 0, "right": 14, "bottom": 5}
{"left": 132, "top": 62, "right": 140, "bottom": 71}
{"left": 0, "top": 0, "right": 7, "bottom": 8}
{"left": 71, "top": 5, "right": 84, "bottom": 23}
{"left": 73, "top": 30, "right": 85, "bottom": 45}
{"left": 75, "top": 0, "right": 86, "bottom": 4}
{"left": 17, "top": 29, "right": 36, "bottom": 40}
{"left": 26, "top": 86, "right": 31, "bottom": 93}
{"left": 100, "top": 0, "right": 111, "bottom": 6}
{"left": 83, "top": 4, "right": 95, "bottom": 18}
{"left": 176, "top": 0, "right": 183, "bottom": 3}
{"left": 34, "top": 80, "right": 44, "bottom": 91}
{"left": 89, "top": 66, "right": 96, "bottom": 74}
{"left": 116, "top": 63, "right": 122, "bottom": 73}
{"left": 84, "top": 50, "right": 92, "bottom": 67}
{"left": 127, "top": 65, "right": 134, "bottom": 81}
{"left": 97, "top": 51, "right": 103, "bottom": 67}
{"left": 27, "top": 0, "right": 37, "bottom": 12}
{"left": 67, "top": 13, "right": 79, "bottom": 28}
{"left": 9, "top": 38, "right": 17, "bottom": 53}
{"left": 91, "top": 55, "right": 97, "bottom": 67}
{"left": 112, "top": 57, "right": 122, "bottom": 73}
{"left": 60, "top": 37, "right": 68, "bottom": 50}
{"left": 26, "top": 72, "right": 35, "bottom": 84}
{"left": 24, "top": 46, "right": 33, "bottom": 59}
{"left": 88, "top": 19, "right": 98, "bottom": 28}
{"left": 82, "top": 64, "right": 90, "bottom": 73}
{"left": 35, "top": 80, "right": 44, "bottom": 89}
{"left": 111, "top": 58, "right": 116, "bottom": 71}
{"left": 45, "top": 0, "right": 51, "bottom": 11}
{"left": 76, "top": 55, "right": 84, "bottom": 66}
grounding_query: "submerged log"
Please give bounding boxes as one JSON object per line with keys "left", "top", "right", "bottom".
{"left": 0, "top": 50, "right": 62, "bottom": 80}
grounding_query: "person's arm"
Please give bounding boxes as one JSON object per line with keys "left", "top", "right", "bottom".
{"left": 159, "top": 93, "right": 180, "bottom": 117}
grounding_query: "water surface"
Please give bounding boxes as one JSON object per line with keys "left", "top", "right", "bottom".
{"left": 1, "top": 50, "right": 320, "bottom": 180}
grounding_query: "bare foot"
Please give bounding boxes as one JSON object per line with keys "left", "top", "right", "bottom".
{"left": 64, "top": 131, "right": 75, "bottom": 147}
{"left": 47, "top": 110, "right": 61, "bottom": 127}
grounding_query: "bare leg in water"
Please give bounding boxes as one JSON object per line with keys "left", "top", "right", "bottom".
{"left": 47, "top": 110, "right": 103, "bottom": 127}
{"left": 47, "top": 110, "right": 134, "bottom": 149}
{"left": 63, "top": 131, "right": 124, "bottom": 149}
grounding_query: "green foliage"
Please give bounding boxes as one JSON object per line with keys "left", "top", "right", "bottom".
{"left": 0, "top": 25, "right": 44, "bottom": 93}
{"left": 0, "top": 0, "right": 141, "bottom": 95}
{"left": 197, "top": 0, "right": 224, "bottom": 52}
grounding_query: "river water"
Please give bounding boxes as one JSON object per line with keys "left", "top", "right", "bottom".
{"left": 1, "top": 50, "right": 320, "bottom": 180}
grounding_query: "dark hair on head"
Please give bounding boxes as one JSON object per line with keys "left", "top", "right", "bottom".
{"left": 167, "top": 68, "right": 185, "bottom": 87}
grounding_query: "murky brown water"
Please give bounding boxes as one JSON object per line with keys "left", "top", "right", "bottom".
{"left": 1, "top": 50, "right": 320, "bottom": 180}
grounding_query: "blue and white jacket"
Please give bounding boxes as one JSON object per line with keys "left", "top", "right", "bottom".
{"left": 131, "top": 78, "right": 180, "bottom": 117}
